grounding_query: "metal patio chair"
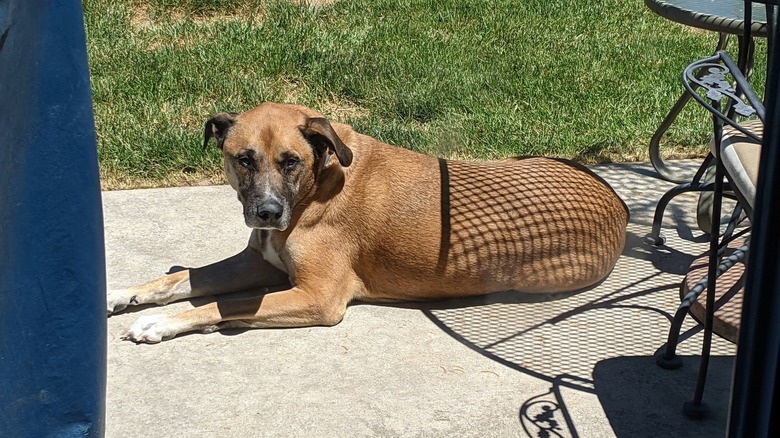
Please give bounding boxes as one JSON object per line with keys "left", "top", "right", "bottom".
{"left": 643, "top": 1, "right": 776, "bottom": 245}
{"left": 652, "top": 0, "right": 778, "bottom": 418}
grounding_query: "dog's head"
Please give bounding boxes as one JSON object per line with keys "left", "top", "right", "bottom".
{"left": 203, "top": 103, "right": 353, "bottom": 231}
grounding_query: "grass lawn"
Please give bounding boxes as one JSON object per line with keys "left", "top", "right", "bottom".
{"left": 85, "top": 0, "right": 740, "bottom": 189}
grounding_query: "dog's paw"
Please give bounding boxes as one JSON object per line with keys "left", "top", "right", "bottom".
{"left": 107, "top": 289, "right": 138, "bottom": 316}
{"left": 121, "top": 314, "right": 178, "bottom": 343}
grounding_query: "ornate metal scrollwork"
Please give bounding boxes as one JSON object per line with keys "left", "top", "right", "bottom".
{"left": 686, "top": 62, "right": 757, "bottom": 118}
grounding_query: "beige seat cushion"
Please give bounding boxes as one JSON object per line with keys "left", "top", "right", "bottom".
{"left": 713, "top": 119, "right": 764, "bottom": 209}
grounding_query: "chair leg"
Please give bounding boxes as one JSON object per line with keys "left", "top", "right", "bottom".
{"left": 643, "top": 184, "right": 711, "bottom": 246}
{"left": 656, "top": 306, "right": 687, "bottom": 370}
{"left": 644, "top": 155, "right": 715, "bottom": 246}
{"left": 683, "top": 160, "right": 725, "bottom": 419}
{"left": 656, "top": 282, "right": 702, "bottom": 370}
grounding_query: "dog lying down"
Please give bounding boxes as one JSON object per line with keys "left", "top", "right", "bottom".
{"left": 108, "top": 102, "right": 629, "bottom": 343}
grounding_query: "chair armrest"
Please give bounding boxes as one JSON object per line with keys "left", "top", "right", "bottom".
{"left": 682, "top": 50, "right": 765, "bottom": 142}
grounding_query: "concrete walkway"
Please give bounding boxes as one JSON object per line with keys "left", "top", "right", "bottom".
{"left": 104, "top": 160, "right": 737, "bottom": 437}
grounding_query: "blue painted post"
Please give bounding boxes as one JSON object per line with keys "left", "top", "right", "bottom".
{"left": 0, "top": 1, "right": 107, "bottom": 437}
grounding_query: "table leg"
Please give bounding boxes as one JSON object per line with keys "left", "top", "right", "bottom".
{"left": 649, "top": 33, "right": 730, "bottom": 183}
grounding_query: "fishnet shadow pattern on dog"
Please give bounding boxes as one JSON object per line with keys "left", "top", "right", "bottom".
{"left": 442, "top": 157, "right": 627, "bottom": 291}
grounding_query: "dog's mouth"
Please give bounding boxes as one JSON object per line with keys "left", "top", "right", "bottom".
{"left": 243, "top": 212, "right": 290, "bottom": 231}
{"left": 245, "top": 220, "right": 289, "bottom": 232}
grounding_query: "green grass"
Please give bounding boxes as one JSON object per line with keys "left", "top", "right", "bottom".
{"left": 84, "top": 0, "right": 748, "bottom": 189}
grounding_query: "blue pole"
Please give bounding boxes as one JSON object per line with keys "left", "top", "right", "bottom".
{"left": 0, "top": 1, "right": 106, "bottom": 437}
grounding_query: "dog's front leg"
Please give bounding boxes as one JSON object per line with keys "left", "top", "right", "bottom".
{"left": 121, "top": 284, "right": 350, "bottom": 343}
{"left": 107, "top": 246, "right": 289, "bottom": 315}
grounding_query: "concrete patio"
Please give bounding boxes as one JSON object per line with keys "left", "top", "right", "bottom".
{"left": 104, "top": 160, "right": 737, "bottom": 437}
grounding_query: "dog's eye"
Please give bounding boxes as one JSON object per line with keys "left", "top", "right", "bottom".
{"left": 283, "top": 157, "right": 299, "bottom": 170}
{"left": 237, "top": 155, "right": 253, "bottom": 169}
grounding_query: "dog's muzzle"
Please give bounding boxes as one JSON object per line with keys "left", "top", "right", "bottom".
{"left": 245, "top": 197, "right": 288, "bottom": 230}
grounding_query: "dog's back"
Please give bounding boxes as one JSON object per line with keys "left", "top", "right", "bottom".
{"left": 336, "top": 133, "right": 629, "bottom": 301}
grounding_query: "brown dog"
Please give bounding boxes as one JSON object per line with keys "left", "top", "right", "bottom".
{"left": 108, "top": 102, "right": 628, "bottom": 343}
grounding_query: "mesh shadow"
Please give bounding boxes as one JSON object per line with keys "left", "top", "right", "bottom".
{"left": 413, "top": 160, "right": 735, "bottom": 436}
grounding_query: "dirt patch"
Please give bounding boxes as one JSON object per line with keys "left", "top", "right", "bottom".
{"left": 274, "top": 78, "right": 369, "bottom": 122}
{"left": 276, "top": 78, "right": 308, "bottom": 104}
{"left": 130, "top": 1, "right": 339, "bottom": 50}
{"left": 130, "top": 2, "right": 265, "bottom": 33}
{"left": 130, "top": 3, "right": 153, "bottom": 30}
{"left": 292, "top": 0, "right": 340, "bottom": 7}
{"left": 177, "top": 99, "right": 217, "bottom": 132}
{"left": 320, "top": 97, "right": 371, "bottom": 122}
{"left": 130, "top": 0, "right": 338, "bottom": 32}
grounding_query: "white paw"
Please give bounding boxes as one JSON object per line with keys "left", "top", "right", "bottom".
{"left": 107, "top": 289, "right": 137, "bottom": 315}
{"left": 121, "top": 314, "right": 179, "bottom": 343}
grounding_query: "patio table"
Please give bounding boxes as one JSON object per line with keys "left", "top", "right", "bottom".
{"left": 645, "top": 0, "right": 768, "bottom": 182}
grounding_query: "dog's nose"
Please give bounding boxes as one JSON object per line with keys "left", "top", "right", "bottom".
{"left": 257, "top": 199, "right": 284, "bottom": 221}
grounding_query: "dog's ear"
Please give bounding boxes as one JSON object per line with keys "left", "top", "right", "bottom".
{"left": 299, "top": 117, "right": 353, "bottom": 167}
{"left": 203, "top": 112, "right": 238, "bottom": 149}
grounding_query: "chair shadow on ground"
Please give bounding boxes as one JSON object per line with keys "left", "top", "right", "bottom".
{"left": 402, "top": 226, "right": 734, "bottom": 437}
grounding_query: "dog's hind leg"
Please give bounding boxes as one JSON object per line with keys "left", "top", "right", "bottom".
{"left": 107, "top": 245, "right": 289, "bottom": 315}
